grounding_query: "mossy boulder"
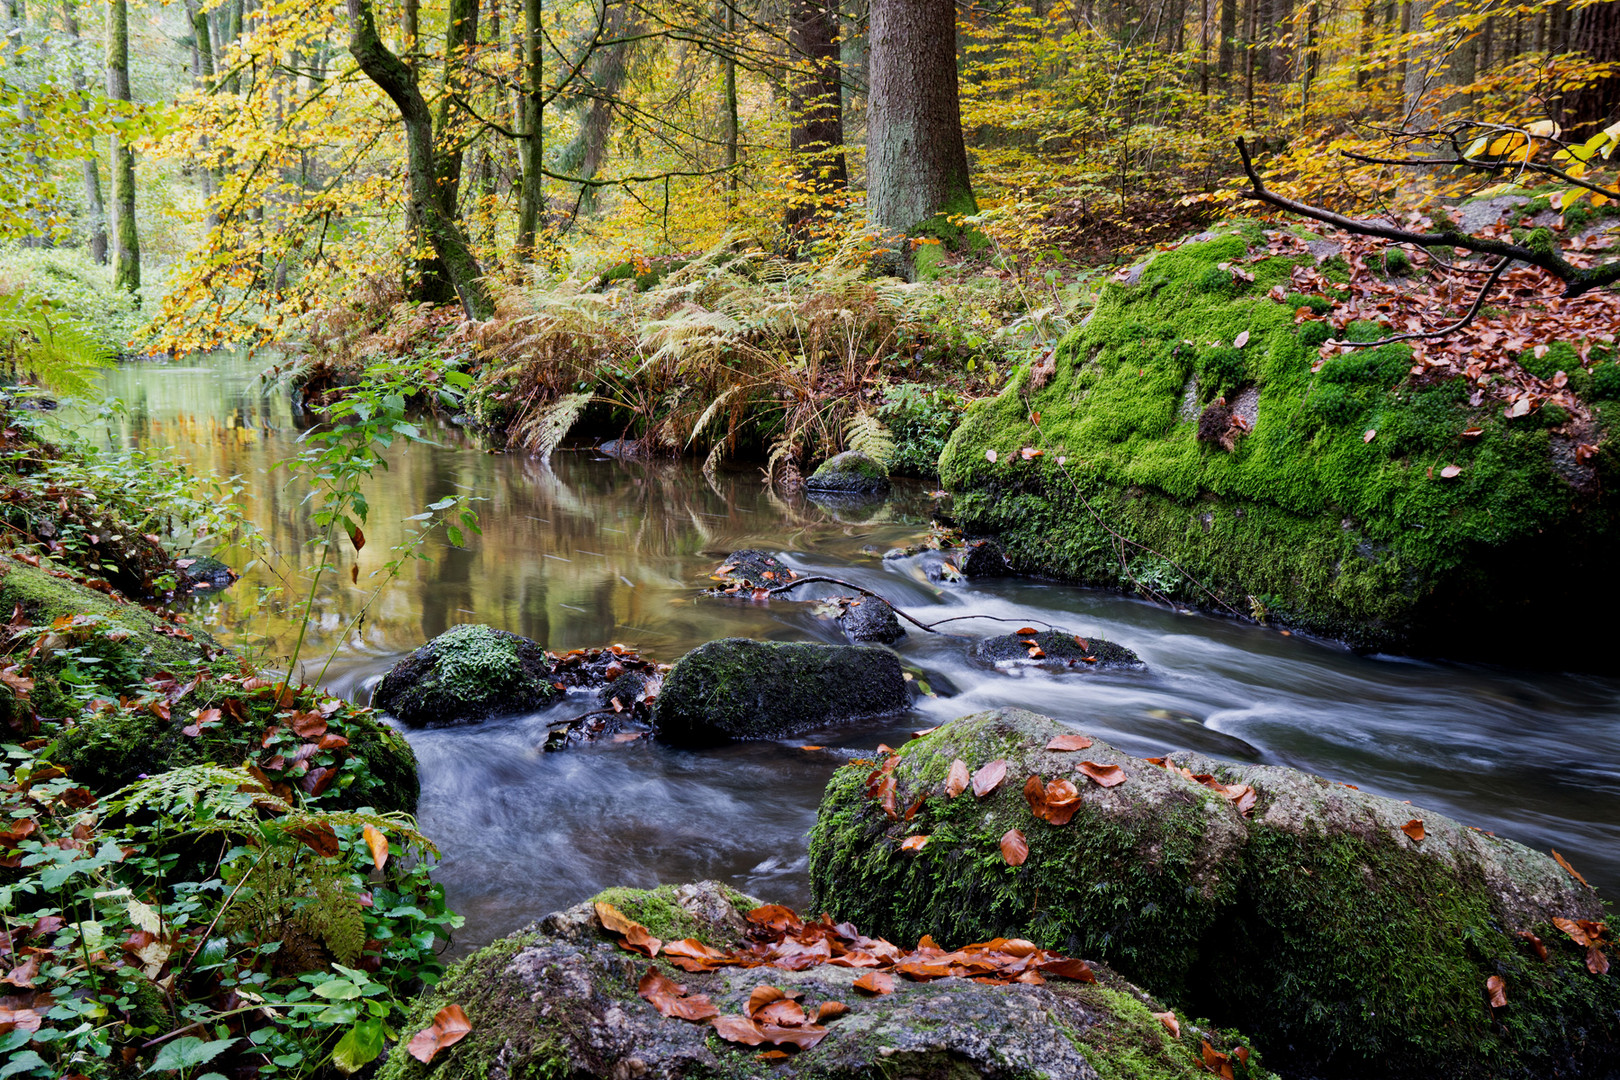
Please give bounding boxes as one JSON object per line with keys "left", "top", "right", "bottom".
{"left": 711, "top": 549, "right": 797, "bottom": 589}
{"left": 971, "top": 629, "right": 1143, "bottom": 671}
{"left": 53, "top": 694, "right": 419, "bottom": 814}
{"left": 808, "top": 708, "right": 1619, "bottom": 1079}
{"left": 938, "top": 224, "right": 1620, "bottom": 659}
{"left": 959, "top": 537, "right": 1011, "bottom": 577}
{"left": 653, "top": 638, "right": 908, "bottom": 744}
{"left": 805, "top": 450, "right": 890, "bottom": 495}
{"left": 372, "top": 623, "right": 557, "bottom": 727}
{"left": 0, "top": 561, "right": 215, "bottom": 676}
{"left": 377, "top": 881, "right": 1275, "bottom": 1080}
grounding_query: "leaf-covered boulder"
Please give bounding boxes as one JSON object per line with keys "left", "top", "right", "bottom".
{"left": 375, "top": 881, "right": 1274, "bottom": 1080}
{"left": 970, "top": 629, "right": 1143, "bottom": 671}
{"left": 710, "top": 549, "right": 797, "bottom": 589}
{"left": 805, "top": 450, "right": 891, "bottom": 494}
{"left": 809, "top": 707, "right": 1620, "bottom": 1080}
{"left": 372, "top": 623, "right": 557, "bottom": 727}
{"left": 939, "top": 223, "right": 1620, "bottom": 659}
{"left": 653, "top": 638, "right": 908, "bottom": 744}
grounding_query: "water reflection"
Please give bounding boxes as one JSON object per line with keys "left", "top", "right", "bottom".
{"left": 82, "top": 355, "right": 1620, "bottom": 954}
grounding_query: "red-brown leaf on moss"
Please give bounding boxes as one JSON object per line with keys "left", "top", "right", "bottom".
{"left": 638, "top": 969, "right": 719, "bottom": 1022}
{"left": 1077, "top": 761, "right": 1126, "bottom": 788}
{"left": 945, "top": 758, "right": 970, "bottom": 798}
{"left": 972, "top": 759, "right": 1008, "bottom": 797}
{"left": 406, "top": 1004, "right": 472, "bottom": 1063}
{"left": 1401, "top": 819, "right": 1425, "bottom": 842}
{"left": 853, "top": 971, "right": 894, "bottom": 995}
{"left": 1000, "top": 828, "right": 1029, "bottom": 866}
{"left": 1487, "top": 975, "right": 1508, "bottom": 1008}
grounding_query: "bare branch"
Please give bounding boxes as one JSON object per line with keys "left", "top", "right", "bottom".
{"left": 1326, "top": 257, "right": 1513, "bottom": 349}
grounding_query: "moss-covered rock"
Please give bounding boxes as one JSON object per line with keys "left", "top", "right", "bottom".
{"left": 971, "top": 629, "right": 1143, "bottom": 671}
{"left": 805, "top": 451, "right": 890, "bottom": 495}
{"left": 959, "top": 537, "right": 1012, "bottom": 577}
{"left": 0, "top": 561, "right": 215, "bottom": 676}
{"left": 808, "top": 708, "right": 1620, "bottom": 1079}
{"left": 938, "top": 225, "right": 1620, "bottom": 658}
{"left": 377, "top": 881, "right": 1274, "bottom": 1080}
{"left": 372, "top": 623, "right": 557, "bottom": 727}
{"left": 653, "top": 638, "right": 908, "bottom": 744}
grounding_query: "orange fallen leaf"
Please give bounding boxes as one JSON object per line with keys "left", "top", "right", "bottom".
{"left": 1487, "top": 975, "right": 1507, "bottom": 1008}
{"left": 362, "top": 824, "right": 389, "bottom": 871}
{"left": 1046, "top": 733, "right": 1094, "bottom": 751}
{"left": 972, "top": 759, "right": 1008, "bottom": 797}
{"left": 1551, "top": 850, "right": 1591, "bottom": 887}
{"left": 815, "top": 1000, "right": 848, "bottom": 1022}
{"left": 407, "top": 1004, "right": 472, "bottom": 1063}
{"left": 799, "top": 745, "right": 824, "bottom": 751}
{"left": 1401, "top": 819, "right": 1425, "bottom": 842}
{"left": 595, "top": 902, "right": 662, "bottom": 957}
{"left": 1040, "top": 779, "right": 1083, "bottom": 825}
{"left": 1016, "top": 627, "right": 1038, "bottom": 635}
{"left": 1153, "top": 1011, "right": 1180, "bottom": 1038}
{"left": 901, "top": 835, "right": 930, "bottom": 852}
{"left": 945, "top": 758, "right": 970, "bottom": 798}
{"left": 639, "top": 969, "right": 719, "bottom": 1022}
{"left": 1201, "top": 1040, "right": 1235, "bottom": 1080}
{"left": 1001, "top": 828, "right": 1029, "bottom": 866}
{"left": 1516, "top": 930, "right": 1548, "bottom": 961}
{"left": 1077, "top": 761, "right": 1126, "bottom": 788}
{"left": 853, "top": 971, "right": 894, "bottom": 995}
{"left": 1461, "top": 427, "right": 1484, "bottom": 438}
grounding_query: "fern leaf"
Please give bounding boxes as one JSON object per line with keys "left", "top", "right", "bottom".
{"left": 843, "top": 411, "right": 896, "bottom": 467}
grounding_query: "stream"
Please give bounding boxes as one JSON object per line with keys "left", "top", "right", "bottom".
{"left": 84, "top": 354, "right": 1620, "bottom": 955}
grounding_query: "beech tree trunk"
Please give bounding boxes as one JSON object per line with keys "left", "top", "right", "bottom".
{"left": 867, "top": 0, "right": 975, "bottom": 231}
{"left": 347, "top": 0, "right": 493, "bottom": 319}
{"left": 1566, "top": 0, "right": 1620, "bottom": 127}
{"left": 107, "top": 0, "right": 139, "bottom": 298}
{"left": 515, "top": 0, "right": 542, "bottom": 260}
{"left": 64, "top": 0, "right": 108, "bottom": 262}
{"left": 785, "top": 0, "right": 847, "bottom": 231}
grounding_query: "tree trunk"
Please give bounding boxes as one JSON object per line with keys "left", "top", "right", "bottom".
{"left": 514, "top": 0, "right": 541, "bottom": 260}
{"left": 185, "top": 0, "right": 221, "bottom": 226}
{"left": 1219, "top": 0, "right": 1236, "bottom": 78}
{"left": 347, "top": 0, "right": 493, "bottom": 319}
{"left": 433, "top": 0, "right": 480, "bottom": 217}
{"left": 107, "top": 0, "right": 139, "bottom": 298}
{"left": 64, "top": 0, "right": 108, "bottom": 262}
{"left": 556, "top": 6, "right": 638, "bottom": 215}
{"left": 1566, "top": 0, "right": 1620, "bottom": 127}
{"left": 867, "top": 0, "right": 975, "bottom": 232}
{"left": 785, "top": 0, "right": 847, "bottom": 231}
{"left": 723, "top": 1, "right": 738, "bottom": 204}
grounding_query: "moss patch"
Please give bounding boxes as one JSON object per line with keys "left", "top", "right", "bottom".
{"left": 372, "top": 623, "right": 557, "bottom": 727}
{"left": 937, "top": 225, "right": 1619, "bottom": 654}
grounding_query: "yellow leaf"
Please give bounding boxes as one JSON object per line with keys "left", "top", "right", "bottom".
{"left": 362, "top": 824, "right": 389, "bottom": 871}
{"left": 1526, "top": 119, "right": 1560, "bottom": 139}
{"left": 1592, "top": 192, "right": 1611, "bottom": 207}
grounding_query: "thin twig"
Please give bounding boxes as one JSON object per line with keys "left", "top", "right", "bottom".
{"left": 1326, "top": 256, "right": 1513, "bottom": 349}
{"left": 764, "top": 575, "right": 944, "bottom": 634}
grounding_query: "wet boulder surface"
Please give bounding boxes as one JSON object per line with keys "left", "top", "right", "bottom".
{"left": 653, "top": 638, "right": 909, "bottom": 744}
{"left": 372, "top": 623, "right": 558, "bottom": 727}
{"left": 835, "top": 597, "right": 906, "bottom": 644}
{"left": 376, "top": 881, "right": 1274, "bottom": 1080}
{"left": 971, "top": 629, "right": 1144, "bottom": 671}
{"left": 809, "top": 707, "right": 1619, "bottom": 1080}
{"left": 711, "top": 549, "right": 799, "bottom": 590}
{"left": 805, "top": 450, "right": 891, "bottom": 495}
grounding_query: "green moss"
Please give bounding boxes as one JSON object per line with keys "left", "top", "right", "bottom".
{"left": 0, "top": 562, "right": 211, "bottom": 675}
{"left": 588, "top": 884, "right": 757, "bottom": 948}
{"left": 913, "top": 242, "right": 948, "bottom": 281}
{"left": 1593, "top": 362, "right": 1620, "bottom": 399}
{"left": 937, "top": 224, "right": 1618, "bottom": 650}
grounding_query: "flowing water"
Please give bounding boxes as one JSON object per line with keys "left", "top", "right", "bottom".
{"left": 85, "top": 354, "right": 1620, "bottom": 955}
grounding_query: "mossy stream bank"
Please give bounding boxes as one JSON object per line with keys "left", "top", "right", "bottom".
{"left": 939, "top": 224, "right": 1620, "bottom": 660}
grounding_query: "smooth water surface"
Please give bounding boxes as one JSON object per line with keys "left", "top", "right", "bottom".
{"left": 88, "top": 355, "right": 1620, "bottom": 954}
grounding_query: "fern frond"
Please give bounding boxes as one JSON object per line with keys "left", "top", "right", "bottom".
{"left": 514, "top": 391, "right": 592, "bottom": 462}
{"left": 0, "top": 291, "right": 113, "bottom": 397}
{"left": 844, "top": 411, "right": 896, "bottom": 467}
{"left": 686, "top": 385, "right": 739, "bottom": 448}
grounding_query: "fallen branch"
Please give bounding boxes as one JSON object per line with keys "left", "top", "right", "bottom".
{"left": 765, "top": 575, "right": 944, "bottom": 634}
{"left": 1326, "top": 256, "right": 1514, "bottom": 349}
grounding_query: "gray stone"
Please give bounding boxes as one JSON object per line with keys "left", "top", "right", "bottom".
{"left": 837, "top": 598, "right": 906, "bottom": 644}
{"left": 805, "top": 450, "right": 890, "bottom": 494}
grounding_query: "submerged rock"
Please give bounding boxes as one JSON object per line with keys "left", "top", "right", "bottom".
{"left": 372, "top": 623, "right": 557, "bottom": 727}
{"left": 809, "top": 707, "right": 1620, "bottom": 1079}
{"left": 654, "top": 638, "right": 907, "bottom": 744}
{"left": 805, "top": 450, "right": 890, "bottom": 495}
{"left": 836, "top": 597, "right": 906, "bottom": 644}
{"left": 938, "top": 223, "right": 1620, "bottom": 660}
{"left": 376, "top": 881, "right": 1273, "bottom": 1080}
{"left": 971, "top": 629, "right": 1143, "bottom": 671}
{"left": 710, "top": 549, "right": 797, "bottom": 589}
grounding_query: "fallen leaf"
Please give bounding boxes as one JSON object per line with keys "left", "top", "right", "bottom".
{"left": 1439, "top": 464, "right": 1462, "bottom": 479}
{"left": 639, "top": 969, "right": 719, "bottom": 1022}
{"left": 853, "top": 971, "right": 894, "bottom": 995}
{"left": 1553, "top": 917, "right": 1593, "bottom": 946}
{"left": 1487, "top": 975, "right": 1507, "bottom": 1008}
{"left": 1516, "top": 930, "right": 1548, "bottom": 960}
{"left": 1461, "top": 427, "right": 1484, "bottom": 438}
{"left": 1588, "top": 946, "right": 1610, "bottom": 976}
{"left": 1000, "top": 828, "right": 1029, "bottom": 866}
{"left": 985, "top": 449, "right": 998, "bottom": 463}
{"left": 1077, "top": 761, "right": 1127, "bottom": 788}
{"left": 1046, "top": 734, "right": 1094, "bottom": 751}
{"left": 1152, "top": 1011, "right": 1180, "bottom": 1038}
{"left": 362, "top": 824, "right": 389, "bottom": 871}
{"left": 799, "top": 745, "right": 823, "bottom": 751}
{"left": 711, "top": 1014, "right": 770, "bottom": 1045}
{"left": 1037, "top": 956, "right": 1095, "bottom": 982}
{"left": 815, "top": 1000, "right": 848, "bottom": 1022}
{"left": 1551, "top": 850, "right": 1591, "bottom": 887}
{"left": 945, "top": 758, "right": 970, "bottom": 798}
{"left": 1402, "top": 819, "right": 1425, "bottom": 842}
{"left": 972, "top": 759, "right": 1008, "bottom": 797}
{"left": 1019, "top": 447, "right": 1043, "bottom": 459}
{"left": 1016, "top": 627, "right": 1038, "bottom": 635}
{"left": 407, "top": 1004, "right": 472, "bottom": 1063}
{"left": 595, "top": 902, "right": 661, "bottom": 957}
{"left": 1234, "top": 330, "right": 1250, "bottom": 348}
{"left": 1040, "top": 779, "right": 1083, "bottom": 825}
{"left": 900, "top": 835, "right": 930, "bottom": 852}
{"left": 662, "top": 938, "right": 732, "bottom": 972}
{"left": 289, "top": 823, "right": 340, "bottom": 857}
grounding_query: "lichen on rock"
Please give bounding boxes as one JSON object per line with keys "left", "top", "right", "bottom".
{"left": 372, "top": 623, "right": 557, "bottom": 727}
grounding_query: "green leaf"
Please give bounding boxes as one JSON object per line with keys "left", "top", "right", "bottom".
{"left": 446, "top": 525, "right": 465, "bottom": 547}
{"left": 0, "top": 1050, "right": 45, "bottom": 1079}
{"left": 313, "top": 979, "right": 363, "bottom": 1000}
{"left": 147, "top": 1037, "right": 239, "bottom": 1073}
{"left": 331, "top": 1019, "right": 387, "bottom": 1074}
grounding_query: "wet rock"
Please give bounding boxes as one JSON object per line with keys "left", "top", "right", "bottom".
{"left": 958, "top": 537, "right": 1011, "bottom": 577}
{"left": 372, "top": 623, "right": 558, "bottom": 727}
{"left": 175, "top": 554, "right": 236, "bottom": 593}
{"left": 654, "top": 638, "right": 908, "bottom": 744}
{"left": 597, "top": 438, "right": 642, "bottom": 459}
{"left": 835, "top": 597, "right": 905, "bottom": 644}
{"left": 376, "top": 881, "right": 1273, "bottom": 1080}
{"left": 810, "top": 707, "right": 1620, "bottom": 1080}
{"left": 710, "top": 549, "right": 796, "bottom": 589}
{"left": 972, "top": 629, "right": 1143, "bottom": 671}
{"left": 805, "top": 450, "right": 890, "bottom": 495}
{"left": 917, "top": 549, "right": 965, "bottom": 583}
